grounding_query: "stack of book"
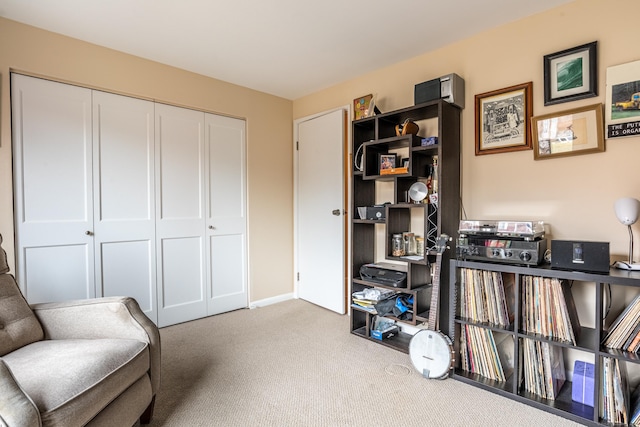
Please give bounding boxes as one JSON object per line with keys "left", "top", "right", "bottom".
{"left": 600, "top": 356, "right": 629, "bottom": 424}
{"left": 521, "top": 276, "right": 580, "bottom": 345}
{"left": 351, "top": 288, "right": 395, "bottom": 313}
{"left": 460, "top": 324, "right": 513, "bottom": 382}
{"left": 603, "top": 295, "right": 640, "bottom": 352}
{"left": 520, "top": 338, "right": 565, "bottom": 400}
{"left": 459, "top": 268, "right": 514, "bottom": 327}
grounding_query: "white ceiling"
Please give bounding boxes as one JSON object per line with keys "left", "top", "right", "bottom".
{"left": 0, "top": 0, "right": 573, "bottom": 100}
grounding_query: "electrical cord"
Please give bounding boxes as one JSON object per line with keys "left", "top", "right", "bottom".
{"left": 354, "top": 143, "right": 364, "bottom": 171}
{"left": 604, "top": 283, "right": 612, "bottom": 320}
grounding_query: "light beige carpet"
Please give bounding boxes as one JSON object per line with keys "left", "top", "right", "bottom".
{"left": 148, "top": 299, "right": 581, "bottom": 426}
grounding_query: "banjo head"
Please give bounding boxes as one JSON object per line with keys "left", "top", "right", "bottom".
{"left": 409, "top": 329, "right": 454, "bottom": 379}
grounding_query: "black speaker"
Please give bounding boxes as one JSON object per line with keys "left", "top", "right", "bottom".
{"left": 414, "top": 78, "right": 441, "bottom": 105}
{"left": 551, "top": 240, "right": 610, "bottom": 273}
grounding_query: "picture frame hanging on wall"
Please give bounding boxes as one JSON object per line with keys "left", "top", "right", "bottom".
{"left": 543, "top": 41, "right": 597, "bottom": 106}
{"left": 605, "top": 59, "right": 640, "bottom": 139}
{"left": 475, "top": 82, "right": 533, "bottom": 155}
{"left": 531, "top": 103, "right": 604, "bottom": 160}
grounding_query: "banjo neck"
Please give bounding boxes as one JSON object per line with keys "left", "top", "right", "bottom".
{"left": 428, "top": 235, "right": 448, "bottom": 331}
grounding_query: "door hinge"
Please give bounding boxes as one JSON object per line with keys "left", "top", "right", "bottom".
{"left": 297, "top": 272, "right": 300, "bottom": 281}
{"left": 296, "top": 141, "right": 299, "bottom": 150}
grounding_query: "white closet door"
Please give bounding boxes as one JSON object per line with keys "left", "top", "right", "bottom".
{"left": 205, "top": 114, "right": 247, "bottom": 315}
{"left": 92, "top": 91, "right": 157, "bottom": 322}
{"left": 11, "top": 74, "right": 95, "bottom": 303}
{"left": 155, "top": 103, "right": 207, "bottom": 327}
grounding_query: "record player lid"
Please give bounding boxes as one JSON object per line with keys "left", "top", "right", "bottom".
{"left": 458, "top": 220, "right": 545, "bottom": 238}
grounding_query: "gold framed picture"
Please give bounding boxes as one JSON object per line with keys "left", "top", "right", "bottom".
{"left": 531, "top": 103, "right": 604, "bottom": 160}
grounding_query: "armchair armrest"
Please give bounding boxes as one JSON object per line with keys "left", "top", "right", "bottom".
{"left": 0, "top": 359, "right": 41, "bottom": 426}
{"left": 31, "top": 297, "right": 161, "bottom": 395}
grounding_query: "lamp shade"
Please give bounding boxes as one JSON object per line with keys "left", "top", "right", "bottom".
{"left": 614, "top": 197, "right": 640, "bottom": 226}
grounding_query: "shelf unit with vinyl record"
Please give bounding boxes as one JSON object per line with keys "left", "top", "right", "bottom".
{"left": 448, "top": 259, "right": 640, "bottom": 426}
{"left": 350, "top": 99, "right": 461, "bottom": 353}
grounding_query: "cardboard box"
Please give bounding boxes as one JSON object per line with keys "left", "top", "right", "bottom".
{"left": 572, "top": 360, "right": 595, "bottom": 407}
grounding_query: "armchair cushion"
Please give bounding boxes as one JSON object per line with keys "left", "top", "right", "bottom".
{"left": 3, "top": 338, "right": 150, "bottom": 426}
{"left": 0, "top": 233, "right": 8, "bottom": 275}
{"left": 0, "top": 234, "right": 44, "bottom": 357}
{"left": 0, "top": 359, "right": 41, "bottom": 426}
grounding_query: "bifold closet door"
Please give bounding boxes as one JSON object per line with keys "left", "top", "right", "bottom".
{"left": 92, "top": 91, "right": 157, "bottom": 322}
{"left": 11, "top": 74, "right": 95, "bottom": 303}
{"left": 13, "top": 74, "right": 246, "bottom": 326}
{"left": 205, "top": 114, "right": 247, "bottom": 315}
{"left": 155, "top": 103, "right": 207, "bottom": 327}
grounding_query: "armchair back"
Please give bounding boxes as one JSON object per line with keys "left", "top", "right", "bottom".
{"left": 0, "top": 234, "right": 44, "bottom": 356}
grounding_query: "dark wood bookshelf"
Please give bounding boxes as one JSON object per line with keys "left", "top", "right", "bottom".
{"left": 349, "top": 99, "right": 461, "bottom": 352}
{"left": 450, "top": 259, "right": 640, "bottom": 426}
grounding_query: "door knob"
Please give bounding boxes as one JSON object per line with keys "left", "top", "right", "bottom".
{"left": 85, "top": 231, "right": 93, "bottom": 236}
{"left": 208, "top": 225, "right": 215, "bottom": 230}
{"left": 332, "top": 209, "right": 341, "bottom": 216}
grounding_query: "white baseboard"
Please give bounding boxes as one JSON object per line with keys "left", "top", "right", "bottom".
{"left": 249, "top": 293, "right": 295, "bottom": 309}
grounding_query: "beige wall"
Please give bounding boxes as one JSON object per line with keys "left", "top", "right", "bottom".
{"left": 2, "top": 0, "right": 639, "bottom": 308}
{"left": 0, "top": 18, "right": 293, "bottom": 302}
{"left": 294, "top": 0, "right": 640, "bottom": 262}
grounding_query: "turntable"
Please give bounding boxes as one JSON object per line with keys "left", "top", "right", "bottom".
{"left": 457, "top": 220, "right": 547, "bottom": 266}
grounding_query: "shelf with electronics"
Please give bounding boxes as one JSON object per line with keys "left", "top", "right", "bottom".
{"left": 350, "top": 99, "right": 461, "bottom": 353}
{"left": 448, "top": 258, "right": 640, "bottom": 426}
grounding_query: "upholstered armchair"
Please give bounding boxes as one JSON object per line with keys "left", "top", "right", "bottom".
{"left": 0, "top": 234, "right": 160, "bottom": 426}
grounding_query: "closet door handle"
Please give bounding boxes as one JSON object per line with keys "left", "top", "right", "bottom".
{"left": 85, "top": 230, "right": 94, "bottom": 236}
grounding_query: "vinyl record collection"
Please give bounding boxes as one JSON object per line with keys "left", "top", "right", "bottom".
{"left": 459, "top": 269, "right": 580, "bottom": 397}
{"left": 600, "top": 356, "right": 629, "bottom": 424}
{"left": 460, "top": 324, "right": 513, "bottom": 382}
{"left": 459, "top": 268, "right": 514, "bottom": 327}
{"left": 602, "top": 294, "right": 640, "bottom": 352}
{"left": 520, "top": 338, "right": 565, "bottom": 400}
{"left": 521, "top": 276, "right": 580, "bottom": 345}
{"left": 630, "top": 381, "right": 640, "bottom": 426}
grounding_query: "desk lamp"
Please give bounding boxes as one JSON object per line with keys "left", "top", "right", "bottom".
{"left": 614, "top": 197, "right": 640, "bottom": 270}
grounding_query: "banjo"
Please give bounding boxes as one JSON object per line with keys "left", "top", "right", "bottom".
{"left": 409, "top": 234, "right": 455, "bottom": 379}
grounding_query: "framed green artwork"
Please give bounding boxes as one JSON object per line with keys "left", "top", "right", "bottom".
{"left": 543, "top": 41, "right": 597, "bottom": 106}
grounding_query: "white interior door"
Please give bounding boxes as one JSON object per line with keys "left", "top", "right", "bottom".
{"left": 155, "top": 103, "right": 207, "bottom": 327}
{"left": 11, "top": 74, "right": 95, "bottom": 303}
{"left": 93, "top": 91, "right": 157, "bottom": 322}
{"left": 296, "top": 109, "right": 346, "bottom": 314}
{"left": 205, "top": 114, "right": 248, "bottom": 315}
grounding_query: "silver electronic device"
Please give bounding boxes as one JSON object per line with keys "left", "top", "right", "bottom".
{"left": 414, "top": 73, "right": 465, "bottom": 109}
{"left": 456, "top": 220, "right": 547, "bottom": 266}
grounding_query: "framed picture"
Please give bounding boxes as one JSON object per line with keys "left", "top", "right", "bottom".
{"left": 544, "top": 41, "right": 597, "bottom": 106}
{"left": 605, "top": 59, "right": 640, "bottom": 139}
{"left": 353, "top": 94, "right": 374, "bottom": 120}
{"left": 379, "top": 154, "right": 396, "bottom": 172}
{"left": 475, "top": 82, "right": 533, "bottom": 155}
{"left": 531, "top": 103, "right": 604, "bottom": 160}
